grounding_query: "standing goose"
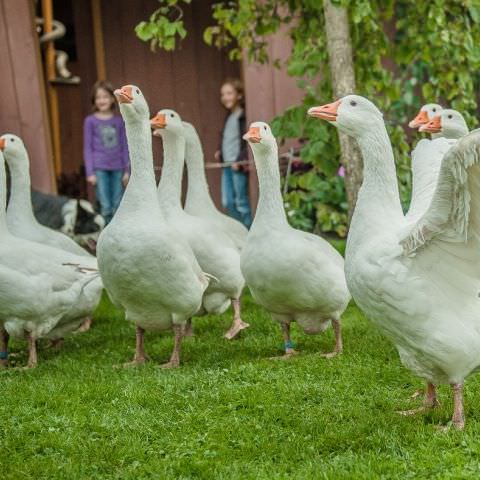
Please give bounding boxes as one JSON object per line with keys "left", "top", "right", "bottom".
{"left": 182, "top": 122, "right": 248, "bottom": 251}
{"left": 419, "top": 109, "right": 469, "bottom": 139}
{"left": 97, "top": 86, "right": 207, "bottom": 368}
{"left": 1, "top": 134, "right": 94, "bottom": 259}
{"left": 241, "top": 122, "right": 349, "bottom": 357}
{"left": 406, "top": 109, "right": 469, "bottom": 224}
{"left": 309, "top": 95, "right": 480, "bottom": 429}
{"left": 0, "top": 144, "right": 103, "bottom": 368}
{"left": 151, "top": 110, "right": 248, "bottom": 340}
{"left": 1, "top": 133, "right": 99, "bottom": 332}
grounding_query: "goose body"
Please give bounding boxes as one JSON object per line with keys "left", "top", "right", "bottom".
{"left": 97, "top": 86, "right": 207, "bottom": 367}
{"left": 241, "top": 122, "right": 349, "bottom": 356}
{"left": 1, "top": 134, "right": 95, "bottom": 260}
{"left": 309, "top": 95, "right": 480, "bottom": 428}
{"left": 182, "top": 122, "right": 248, "bottom": 251}
{"left": 0, "top": 145, "right": 102, "bottom": 367}
{"left": 151, "top": 110, "right": 248, "bottom": 339}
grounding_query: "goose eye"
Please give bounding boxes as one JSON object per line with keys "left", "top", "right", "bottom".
{"left": 350, "top": 100, "right": 357, "bottom": 106}
{"left": 264, "top": 126, "right": 267, "bottom": 131}
{"left": 448, "top": 114, "right": 453, "bottom": 119}
{"left": 135, "top": 89, "right": 140, "bottom": 94}
{"left": 432, "top": 108, "right": 436, "bottom": 112}
{"left": 170, "top": 113, "right": 174, "bottom": 118}
{"left": 10, "top": 138, "right": 14, "bottom": 142}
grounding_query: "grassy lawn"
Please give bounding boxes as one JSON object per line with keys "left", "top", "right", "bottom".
{"left": 2, "top": 292, "right": 480, "bottom": 479}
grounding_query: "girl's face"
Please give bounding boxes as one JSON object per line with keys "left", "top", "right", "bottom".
{"left": 220, "top": 83, "right": 241, "bottom": 110}
{"left": 95, "top": 88, "right": 114, "bottom": 113}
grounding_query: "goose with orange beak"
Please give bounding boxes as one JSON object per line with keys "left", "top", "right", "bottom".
{"left": 419, "top": 109, "right": 469, "bottom": 139}
{"left": 405, "top": 109, "right": 468, "bottom": 224}
{"left": 97, "top": 85, "right": 208, "bottom": 368}
{"left": 0, "top": 147, "right": 103, "bottom": 368}
{"left": 181, "top": 121, "right": 248, "bottom": 252}
{"left": 151, "top": 108, "right": 248, "bottom": 340}
{"left": 241, "top": 121, "right": 349, "bottom": 358}
{"left": 309, "top": 94, "right": 480, "bottom": 430}
{"left": 0, "top": 133, "right": 96, "bottom": 259}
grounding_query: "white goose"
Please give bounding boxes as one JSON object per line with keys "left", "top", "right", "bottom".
{"left": 97, "top": 86, "right": 207, "bottom": 368}
{"left": 309, "top": 95, "right": 480, "bottom": 429}
{"left": 406, "top": 109, "right": 469, "bottom": 224}
{"left": 151, "top": 110, "right": 248, "bottom": 340}
{"left": 1, "top": 134, "right": 94, "bottom": 259}
{"left": 0, "top": 145, "right": 103, "bottom": 368}
{"left": 181, "top": 122, "right": 248, "bottom": 251}
{"left": 241, "top": 122, "right": 350, "bottom": 357}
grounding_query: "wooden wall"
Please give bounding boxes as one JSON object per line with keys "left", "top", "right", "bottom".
{"left": 0, "top": 0, "right": 55, "bottom": 193}
{"left": 51, "top": 0, "right": 239, "bottom": 204}
{"left": 99, "top": 0, "right": 240, "bottom": 205}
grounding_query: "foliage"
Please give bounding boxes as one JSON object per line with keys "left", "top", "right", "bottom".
{"left": 135, "top": 0, "right": 190, "bottom": 51}
{"left": 4, "top": 294, "right": 480, "bottom": 477}
{"left": 136, "top": 1, "right": 480, "bottom": 237}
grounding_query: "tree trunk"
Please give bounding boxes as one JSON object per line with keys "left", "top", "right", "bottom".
{"left": 323, "top": 0, "right": 363, "bottom": 221}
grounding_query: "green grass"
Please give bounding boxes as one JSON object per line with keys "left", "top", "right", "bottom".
{"left": 2, "top": 293, "right": 480, "bottom": 479}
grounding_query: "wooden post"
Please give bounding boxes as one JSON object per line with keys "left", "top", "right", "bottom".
{"left": 323, "top": 0, "right": 363, "bottom": 220}
{"left": 41, "top": 0, "right": 62, "bottom": 178}
{"left": 91, "top": 0, "right": 107, "bottom": 80}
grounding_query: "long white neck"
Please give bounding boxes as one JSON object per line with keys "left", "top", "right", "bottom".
{"left": 6, "top": 154, "right": 37, "bottom": 225}
{"left": 348, "top": 123, "right": 404, "bottom": 248}
{"left": 250, "top": 144, "right": 288, "bottom": 231}
{"left": 184, "top": 132, "right": 216, "bottom": 213}
{"left": 117, "top": 117, "right": 159, "bottom": 217}
{"left": 0, "top": 156, "right": 10, "bottom": 234}
{"left": 157, "top": 131, "right": 185, "bottom": 213}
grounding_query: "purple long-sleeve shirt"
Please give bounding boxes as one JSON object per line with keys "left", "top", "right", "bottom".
{"left": 83, "top": 114, "right": 130, "bottom": 177}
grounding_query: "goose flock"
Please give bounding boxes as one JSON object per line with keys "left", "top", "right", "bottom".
{"left": 1, "top": 85, "right": 480, "bottom": 431}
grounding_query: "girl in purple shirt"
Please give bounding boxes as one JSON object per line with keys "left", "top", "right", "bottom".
{"left": 83, "top": 81, "right": 130, "bottom": 223}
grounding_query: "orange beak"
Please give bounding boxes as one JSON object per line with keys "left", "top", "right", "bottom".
{"left": 243, "top": 126, "right": 261, "bottom": 143}
{"left": 150, "top": 113, "right": 166, "bottom": 129}
{"left": 408, "top": 109, "right": 429, "bottom": 129}
{"left": 419, "top": 115, "right": 442, "bottom": 133}
{"left": 308, "top": 100, "right": 341, "bottom": 121}
{"left": 114, "top": 86, "right": 133, "bottom": 104}
{"left": 0, "top": 138, "right": 5, "bottom": 151}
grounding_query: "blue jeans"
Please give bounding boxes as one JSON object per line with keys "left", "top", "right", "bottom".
{"left": 221, "top": 167, "right": 252, "bottom": 228}
{"left": 95, "top": 169, "right": 124, "bottom": 224}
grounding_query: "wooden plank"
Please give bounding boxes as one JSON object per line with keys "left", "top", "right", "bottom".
{"left": 91, "top": 0, "right": 107, "bottom": 80}
{"left": 0, "top": 2, "right": 21, "bottom": 134}
{"left": 1, "top": 0, "right": 56, "bottom": 193}
{"left": 41, "top": 0, "right": 62, "bottom": 177}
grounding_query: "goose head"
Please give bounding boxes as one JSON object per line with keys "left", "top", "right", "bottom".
{"left": 0, "top": 134, "right": 28, "bottom": 170}
{"left": 408, "top": 103, "right": 443, "bottom": 129}
{"left": 308, "top": 95, "right": 383, "bottom": 138}
{"left": 114, "top": 85, "right": 149, "bottom": 122}
{"left": 243, "top": 121, "right": 278, "bottom": 155}
{"left": 150, "top": 109, "right": 184, "bottom": 139}
{"left": 419, "top": 109, "right": 468, "bottom": 139}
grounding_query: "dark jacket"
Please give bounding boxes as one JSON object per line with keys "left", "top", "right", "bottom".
{"left": 219, "top": 109, "right": 249, "bottom": 173}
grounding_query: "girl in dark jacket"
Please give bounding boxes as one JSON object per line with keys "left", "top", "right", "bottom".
{"left": 216, "top": 78, "right": 252, "bottom": 228}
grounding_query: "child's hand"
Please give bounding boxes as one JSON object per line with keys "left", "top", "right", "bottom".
{"left": 232, "top": 162, "right": 241, "bottom": 171}
{"left": 214, "top": 150, "right": 221, "bottom": 162}
{"left": 122, "top": 172, "right": 130, "bottom": 187}
{"left": 87, "top": 175, "right": 97, "bottom": 186}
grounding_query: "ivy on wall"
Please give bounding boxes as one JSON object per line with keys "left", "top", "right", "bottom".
{"left": 136, "top": 0, "right": 480, "bottom": 237}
